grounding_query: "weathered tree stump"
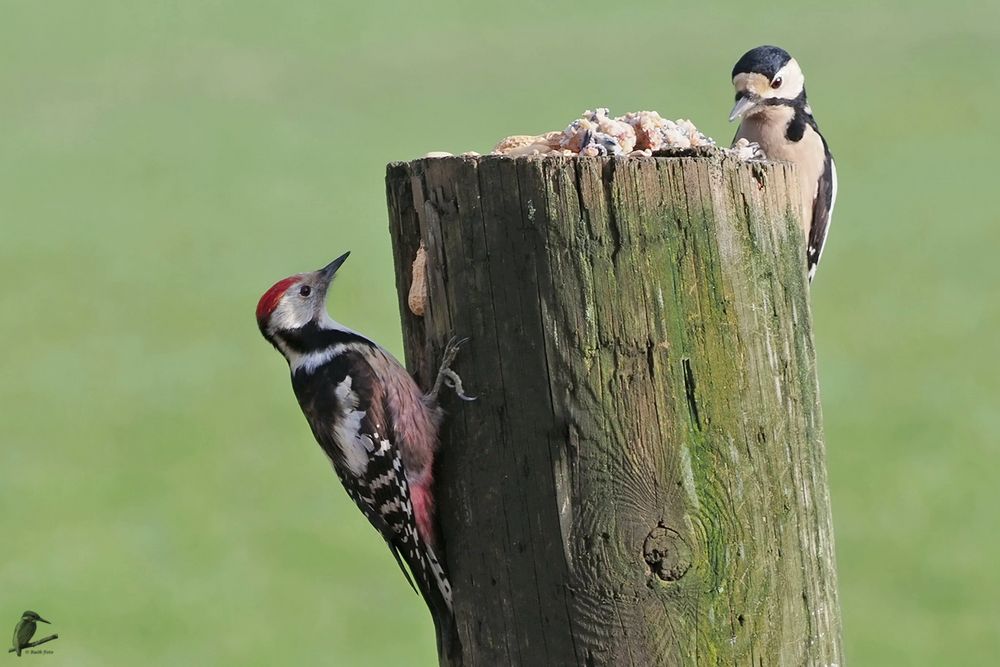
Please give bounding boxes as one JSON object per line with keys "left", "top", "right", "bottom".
{"left": 385, "top": 153, "right": 842, "bottom": 666}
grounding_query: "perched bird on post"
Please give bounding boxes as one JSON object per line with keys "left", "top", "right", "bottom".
{"left": 256, "top": 251, "right": 472, "bottom": 652}
{"left": 11, "top": 611, "right": 49, "bottom": 656}
{"left": 729, "top": 45, "right": 838, "bottom": 281}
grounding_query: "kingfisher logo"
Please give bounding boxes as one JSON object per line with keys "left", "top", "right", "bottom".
{"left": 8, "top": 611, "right": 58, "bottom": 657}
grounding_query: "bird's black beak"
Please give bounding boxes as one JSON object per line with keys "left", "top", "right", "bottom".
{"left": 38, "top": 617, "right": 50, "bottom": 624}
{"left": 729, "top": 91, "right": 759, "bottom": 122}
{"left": 319, "top": 252, "right": 350, "bottom": 283}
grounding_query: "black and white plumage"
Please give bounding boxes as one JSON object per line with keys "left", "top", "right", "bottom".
{"left": 729, "top": 45, "right": 838, "bottom": 281}
{"left": 256, "top": 252, "right": 469, "bottom": 654}
{"left": 290, "top": 332, "right": 452, "bottom": 609}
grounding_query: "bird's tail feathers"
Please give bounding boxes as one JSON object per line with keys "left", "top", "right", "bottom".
{"left": 410, "top": 541, "right": 459, "bottom": 659}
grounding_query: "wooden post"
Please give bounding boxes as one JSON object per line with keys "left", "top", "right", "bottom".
{"left": 385, "top": 153, "right": 842, "bottom": 666}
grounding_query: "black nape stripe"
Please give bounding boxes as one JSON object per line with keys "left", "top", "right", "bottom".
{"left": 277, "top": 321, "right": 373, "bottom": 354}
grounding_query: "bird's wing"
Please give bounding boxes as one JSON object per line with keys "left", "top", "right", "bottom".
{"left": 339, "top": 365, "right": 455, "bottom": 621}
{"left": 297, "top": 350, "right": 425, "bottom": 595}
{"left": 808, "top": 150, "right": 837, "bottom": 281}
{"left": 348, "top": 403, "right": 423, "bottom": 596}
{"left": 14, "top": 620, "right": 35, "bottom": 649}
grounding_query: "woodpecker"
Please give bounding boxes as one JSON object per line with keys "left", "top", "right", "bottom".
{"left": 729, "top": 45, "right": 837, "bottom": 281}
{"left": 256, "top": 251, "right": 472, "bottom": 650}
{"left": 11, "top": 611, "right": 49, "bottom": 656}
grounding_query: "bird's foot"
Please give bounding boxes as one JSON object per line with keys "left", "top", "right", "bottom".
{"left": 729, "top": 138, "right": 767, "bottom": 162}
{"left": 427, "top": 336, "right": 476, "bottom": 403}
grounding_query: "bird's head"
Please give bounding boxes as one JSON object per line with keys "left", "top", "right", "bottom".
{"left": 21, "top": 611, "right": 49, "bottom": 624}
{"left": 729, "top": 45, "right": 806, "bottom": 121}
{"left": 256, "top": 252, "right": 350, "bottom": 348}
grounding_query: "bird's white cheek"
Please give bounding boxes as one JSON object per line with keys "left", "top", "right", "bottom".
{"left": 771, "top": 59, "right": 805, "bottom": 99}
{"left": 270, "top": 298, "right": 312, "bottom": 331}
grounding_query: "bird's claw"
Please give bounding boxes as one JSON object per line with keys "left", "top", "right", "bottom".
{"left": 428, "top": 336, "right": 476, "bottom": 402}
{"left": 441, "top": 369, "right": 476, "bottom": 402}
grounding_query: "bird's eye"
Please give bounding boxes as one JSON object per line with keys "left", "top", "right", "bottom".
{"left": 299, "top": 285, "right": 312, "bottom": 297}
{"left": 771, "top": 77, "right": 783, "bottom": 89}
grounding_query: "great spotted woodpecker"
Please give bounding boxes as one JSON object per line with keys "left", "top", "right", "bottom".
{"left": 729, "top": 45, "right": 838, "bottom": 281}
{"left": 255, "top": 251, "right": 472, "bottom": 647}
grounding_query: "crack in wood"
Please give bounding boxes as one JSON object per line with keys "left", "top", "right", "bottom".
{"left": 682, "top": 358, "right": 702, "bottom": 431}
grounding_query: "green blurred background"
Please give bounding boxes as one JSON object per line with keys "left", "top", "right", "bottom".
{"left": 1, "top": 1, "right": 997, "bottom": 664}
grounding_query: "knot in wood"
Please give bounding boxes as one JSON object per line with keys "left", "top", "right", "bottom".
{"left": 643, "top": 524, "right": 691, "bottom": 582}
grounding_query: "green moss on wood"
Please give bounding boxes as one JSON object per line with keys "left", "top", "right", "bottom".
{"left": 386, "top": 152, "right": 842, "bottom": 667}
